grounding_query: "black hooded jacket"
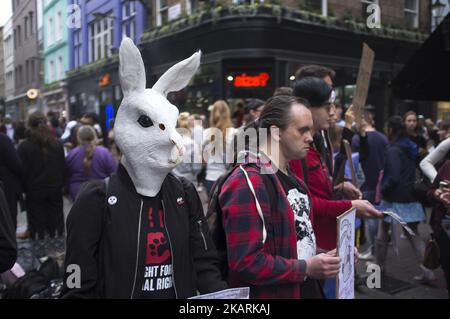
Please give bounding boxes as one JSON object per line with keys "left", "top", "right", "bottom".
{"left": 61, "top": 165, "right": 227, "bottom": 298}
{"left": 0, "top": 182, "right": 17, "bottom": 273}
{"left": 381, "top": 137, "right": 418, "bottom": 203}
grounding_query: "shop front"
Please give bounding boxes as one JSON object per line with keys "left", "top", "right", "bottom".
{"left": 141, "top": 14, "right": 425, "bottom": 128}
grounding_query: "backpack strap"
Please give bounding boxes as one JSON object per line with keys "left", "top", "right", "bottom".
{"left": 239, "top": 165, "right": 267, "bottom": 244}
{"left": 97, "top": 176, "right": 111, "bottom": 296}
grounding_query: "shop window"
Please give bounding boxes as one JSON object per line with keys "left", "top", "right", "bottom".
{"left": 56, "top": 11, "right": 63, "bottom": 41}
{"left": 301, "top": 0, "right": 327, "bottom": 16}
{"left": 30, "top": 12, "right": 34, "bottom": 35}
{"left": 48, "top": 17, "right": 53, "bottom": 45}
{"left": 405, "top": 0, "right": 419, "bottom": 29}
{"left": 58, "top": 56, "right": 64, "bottom": 80}
{"left": 89, "top": 13, "right": 114, "bottom": 62}
{"left": 49, "top": 60, "right": 55, "bottom": 83}
{"left": 157, "top": 0, "right": 169, "bottom": 26}
{"left": 185, "top": 0, "right": 199, "bottom": 15}
{"left": 122, "top": 1, "right": 137, "bottom": 42}
{"left": 24, "top": 16, "right": 28, "bottom": 39}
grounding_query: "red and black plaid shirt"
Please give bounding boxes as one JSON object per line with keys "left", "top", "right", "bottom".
{"left": 219, "top": 152, "right": 311, "bottom": 299}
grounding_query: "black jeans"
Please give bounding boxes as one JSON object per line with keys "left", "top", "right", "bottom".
{"left": 25, "top": 188, "right": 64, "bottom": 240}
{"left": 437, "top": 230, "right": 450, "bottom": 298}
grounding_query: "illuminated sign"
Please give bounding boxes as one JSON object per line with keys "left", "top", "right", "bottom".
{"left": 233, "top": 72, "right": 270, "bottom": 88}
{"left": 99, "top": 73, "right": 110, "bottom": 87}
{"left": 27, "top": 88, "right": 39, "bottom": 100}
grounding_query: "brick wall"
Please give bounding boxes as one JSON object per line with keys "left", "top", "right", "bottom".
{"left": 418, "top": 0, "right": 430, "bottom": 33}
{"left": 328, "top": 0, "right": 362, "bottom": 20}
{"left": 328, "top": 0, "right": 429, "bottom": 32}
{"left": 379, "top": 0, "right": 407, "bottom": 29}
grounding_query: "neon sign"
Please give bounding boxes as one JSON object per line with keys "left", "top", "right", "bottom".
{"left": 234, "top": 72, "right": 270, "bottom": 88}
{"left": 99, "top": 73, "right": 110, "bottom": 87}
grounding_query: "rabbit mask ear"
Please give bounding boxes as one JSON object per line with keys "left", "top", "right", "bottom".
{"left": 152, "top": 51, "right": 201, "bottom": 97}
{"left": 119, "top": 36, "right": 146, "bottom": 96}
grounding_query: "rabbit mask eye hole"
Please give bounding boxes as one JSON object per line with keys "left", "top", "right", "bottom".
{"left": 159, "top": 123, "right": 166, "bottom": 131}
{"left": 137, "top": 115, "right": 154, "bottom": 128}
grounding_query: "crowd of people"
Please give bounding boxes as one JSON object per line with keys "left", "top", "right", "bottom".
{"left": 1, "top": 46, "right": 449, "bottom": 299}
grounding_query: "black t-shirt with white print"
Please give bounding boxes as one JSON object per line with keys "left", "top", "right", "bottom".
{"left": 276, "top": 170, "right": 317, "bottom": 260}
{"left": 135, "top": 192, "right": 176, "bottom": 299}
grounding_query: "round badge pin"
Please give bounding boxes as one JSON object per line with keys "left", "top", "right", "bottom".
{"left": 108, "top": 196, "right": 118, "bottom": 205}
{"left": 177, "top": 197, "right": 184, "bottom": 205}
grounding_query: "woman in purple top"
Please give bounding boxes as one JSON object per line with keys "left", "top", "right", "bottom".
{"left": 66, "top": 125, "right": 118, "bottom": 201}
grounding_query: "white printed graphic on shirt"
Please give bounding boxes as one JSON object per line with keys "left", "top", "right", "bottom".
{"left": 286, "top": 188, "right": 316, "bottom": 260}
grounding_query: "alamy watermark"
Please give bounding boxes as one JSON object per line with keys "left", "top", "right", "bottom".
{"left": 67, "top": 4, "right": 82, "bottom": 29}
{"left": 366, "top": 4, "right": 381, "bottom": 29}
{"left": 65, "top": 264, "right": 81, "bottom": 289}
{"left": 366, "top": 263, "right": 381, "bottom": 289}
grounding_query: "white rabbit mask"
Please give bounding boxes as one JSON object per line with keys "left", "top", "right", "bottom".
{"left": 115, "top": 37, "right": 201, "bottom": 197}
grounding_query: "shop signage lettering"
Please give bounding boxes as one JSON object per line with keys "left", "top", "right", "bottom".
{"left": 234, "top": 73, "right": 270, "bottom": 88}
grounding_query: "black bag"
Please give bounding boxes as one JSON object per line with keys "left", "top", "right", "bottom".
{"left": 300, "top": 278, "right": 325, "bottom": 299}
{"left": 206, "top": 164, "right": 276, "bottom": 280}
{"left": 4, "top": 258, "right": 62, "bottom": 299}
{"left": 423, "top": 235, "right": 440, "bottom": 270}
{"left": 206, "top": 166, "right": 239, "bottom": 280}
{"left": 413, "top": 175, "right": 432, "bottom": 207}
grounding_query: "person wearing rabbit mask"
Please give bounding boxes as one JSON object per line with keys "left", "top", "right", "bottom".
{"left": 62, "top": 37, "right": 227, "bottom": 299}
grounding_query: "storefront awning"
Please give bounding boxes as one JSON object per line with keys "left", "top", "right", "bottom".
{"left": 391, "top": 13, "right": 450, "bottom": 101}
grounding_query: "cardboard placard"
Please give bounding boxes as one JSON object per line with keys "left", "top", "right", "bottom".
{"left": 352, "top": 43, "right": 375, "bottom": 126}
{"left": 336, "top": 207, "right": 356, "bottom": 299}
{"left": 189, "top": 287, "right": 250, "bottom": 299}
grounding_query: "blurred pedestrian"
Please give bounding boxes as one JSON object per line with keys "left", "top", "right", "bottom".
{"left": 245, "top": 98, "right": 265, "bottom": 123}
{"left": 437, "top": 120, "right": 450, "bottom": 144}
{"left": 0, "top": 132, "right": 23, "bottom": 229}
{"left": 50, "top": 117, "right": 63, "bottom": 138}
{"left": 377, "top": 116, "right": 435, "bottom": 283}
{"left": 232, "top": 101, "right": 245, "bottom": 128}
{"left": 421, "top": 137, "right": 450, "bottom": 183}
{"left": 427, "top": 160, "right": 450, "bottom": 296}
{"left": 66, "top": 125, "right": 118, "bottom": 201}
{"left": 0, "top": 182, "right": 17, "bottom": 273}
{"left": 106, "top": 119, "right": 121, "bottom": 162}
{"left": 172, "top": 112, "right": 202, "bottom": 186}
{"left": 17, "top": 112, "right": 66, "bottom": 240}
{"left": 80, "top": 112, "right": 103, "bottom": 140}
{"left": 404, "top": 111, "right": 428, "bottom": 163}
{"left": 0, "top": 115, "right": 15, "bottom": 141}
{"left": 273, "top": 86, "right": 293, "bottom": 96}
{"left": 352, "top": 110, "right": 388, "bottom": 260}
{"left": 13, "top": 121, "right": 26, "bottom": 145}
{"left": 203, "top": 100, "right": 237, "bottom": 196}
